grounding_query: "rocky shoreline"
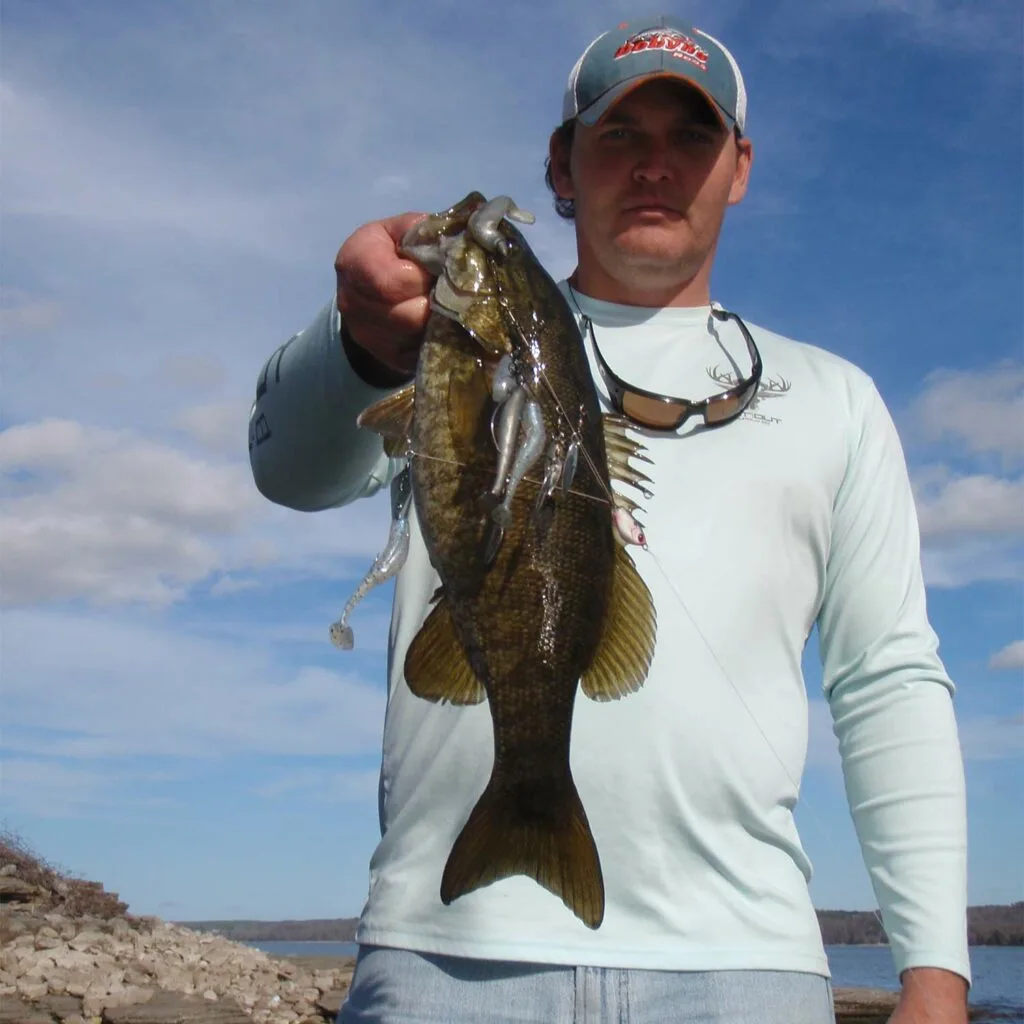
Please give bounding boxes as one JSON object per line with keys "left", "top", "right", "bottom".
{"left": 0, "top": 838, "right": 352, "bottom": 1024}
{"left": 0, "top": 905, "right": 353, "bottom": 1024}
{"left": 0, "top": 840, "right": 998, "bottom": 1024}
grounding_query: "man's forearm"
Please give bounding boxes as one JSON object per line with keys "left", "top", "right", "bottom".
{"left": 891, "top": 967, "right": 969, "bottom": 1023}
{"left": 249, "top": 299, "right": 397, "bottom": 511}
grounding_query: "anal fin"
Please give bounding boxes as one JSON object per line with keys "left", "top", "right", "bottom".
{"left": 404, "top": 595, "right": 485, "bottom": 705}
{"left": 580, "top": 545, "right": 657, "bottom": 701}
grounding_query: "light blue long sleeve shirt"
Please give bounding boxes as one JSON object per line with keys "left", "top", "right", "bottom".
{"left": 249, "top": 288, "right": 970, "bottom": 983}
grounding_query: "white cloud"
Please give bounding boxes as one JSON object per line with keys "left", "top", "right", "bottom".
{"left": 915, "top": 471, "right": 1024, "bottom": 538}
{"left": 251, "top": 768, "right": 380, "bottom": 803}
{"left": 958, "top": 713, "right": 1024, "bottom": 761}
{"left": 0, "top": 419, "right": 259, "bottom": 606}
{"left": 905, "top": 364, "right": 1024, "bottom": 589}
{"left": 0, "top": 417, "right": 395, "bottom": 607}
{"left": 922, "top": 539, "right": 1024, "bottom": 589}
{"left": 2, "top": 609, "right": 387, "bottom": 760}
{"left": 0, "top": 287, "right": 62, "bottom": 334}
{"left": 1, "top": 760, "right": 120, "bottom": 818}
{"left": 911, "top": 462, "right": 1024, "bottom": 587}
{"left": 176, "top": 402, "right": 250, "bottom": 458}
{"left": 989, "top": 641, "right": 1024, "bottom": 672}
{"left": 207, "top": 575, "right": 260, "bottom": 597}
{"left": 0, "top": 759, "right": 180, "bottom": 819}
{"left": 158, "top": 356, "right": 229, "bottom": 396}
{"left": 370, "top": 174, "right": 414, "bottom": 198}
{"left": 908, "top": 362, "right": 1024, "bottom": 462}
{"left": 0, "top": 80, "right": 302, "bottom": 255}
{"left": 825, "top": 0, "right": 1022, "bottom": 53}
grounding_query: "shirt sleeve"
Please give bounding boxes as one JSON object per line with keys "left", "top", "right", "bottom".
{"left": 248, "top": 297, "right": 399, "bottom": 511}
{"left": 817, "top": 377, "right": 970, "bottom": 985}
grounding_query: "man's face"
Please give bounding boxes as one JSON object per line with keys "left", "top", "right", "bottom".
{"left": 550, "top": 79, "right": 752, "bottom": 304}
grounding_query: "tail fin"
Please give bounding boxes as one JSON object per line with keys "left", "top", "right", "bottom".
{"left": 440, "top": 777, "right": 605, "bottom": 929}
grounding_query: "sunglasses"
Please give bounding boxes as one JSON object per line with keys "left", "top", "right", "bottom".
{"left": 576, "top": 298, "right": 763, "bottom": 432}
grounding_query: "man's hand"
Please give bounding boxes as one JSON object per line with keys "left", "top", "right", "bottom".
{"left": 888, "top": 967, "right": 969, "bottom": 1023}
{"left": 335, "top": 212, "right": 432, "bottom": 379}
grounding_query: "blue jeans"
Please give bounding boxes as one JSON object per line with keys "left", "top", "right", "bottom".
{"left": 337, "top": 945, "right": 835, "bottom": 1023}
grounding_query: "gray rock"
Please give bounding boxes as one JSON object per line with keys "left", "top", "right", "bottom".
{"left": 0, "top": 876, "right": 40, "bottom": 901}
{"left": 1, "top": 915, "right": 28, "bottom": 936}
{"left": 316, "top": 990, "right": 347, "bottom": 1017}
{"left": 0, "top": 995, "right": 52, "bottom": 1023}
{"left": 35, "top": 992, "right": 84, "bottom": 1018}
{"left": 63, "top": 971, "right": 94, "bottom": 997}
{"left": 50, "top": 949, "right": 95, "bottom": 972}
{"left": 70, "top": 929, "right": 109, "bottom": 952}
{"left": 102, "top": 991, "right": 251, "bottom": 1023}
{"left": 16, "top": 977, "right": 49, "bottom": 1000}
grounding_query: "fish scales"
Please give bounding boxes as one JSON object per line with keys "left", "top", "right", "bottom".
{"left": 355, "top": 193, "right": 657, "bottom": 930}
{"left": 411, "top": 215, "right": 613, "bottom": 928}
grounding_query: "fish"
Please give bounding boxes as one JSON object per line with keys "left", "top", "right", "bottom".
{"left": 356, "top": 192, "right": 657, "bottom": 929}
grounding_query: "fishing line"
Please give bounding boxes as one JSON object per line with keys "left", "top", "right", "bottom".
{"left": 542, "top": 284, "right": 884, "bottom": 927}
{"left": 408, "top": 448, "right": 615, "bottom": 509}
{"left": 399, "top": 367, "right": 885, "bottom": 934}
{"left": 377, "top": 226, "right": 885, "bottom": 933}
{"left": 495, "top": 283, "right": 627, "bottom": 515}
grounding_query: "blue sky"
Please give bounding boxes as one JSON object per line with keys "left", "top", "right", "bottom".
{"left": 1, "top": 0, "right": 1021, "bottom": 924}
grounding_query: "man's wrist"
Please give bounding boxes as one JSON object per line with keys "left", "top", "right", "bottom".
{"left": 895, "top": 967, "right": 969, "bottom": 1022}
{"left": 340, "top": 319, "right": 415, "bottom": 389}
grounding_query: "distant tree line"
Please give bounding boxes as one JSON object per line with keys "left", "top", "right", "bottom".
{"left": 183, "top": 905, "right": 1022, "bottom": 946}
{"left": 964, "top": 903, "right": 1024, "bottom": 946}
{"left": 816, "top": 905, "right": 1022, "bottom": 946}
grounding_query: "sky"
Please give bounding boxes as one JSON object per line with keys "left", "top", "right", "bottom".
{"left": 1, "top": 0, "right": 1021, "bottom": 926}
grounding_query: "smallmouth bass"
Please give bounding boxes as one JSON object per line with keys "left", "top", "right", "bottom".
{"left": 354, "top": 193, "right": 657, "bottom": 929}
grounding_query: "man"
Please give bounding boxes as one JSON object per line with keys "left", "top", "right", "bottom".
{"left": 250, "top": 15, "right": 970, "bottom": 1023}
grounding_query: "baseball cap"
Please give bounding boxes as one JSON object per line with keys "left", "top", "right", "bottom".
{"left": 562, "top": 15, "right": 747, "bottom": 134}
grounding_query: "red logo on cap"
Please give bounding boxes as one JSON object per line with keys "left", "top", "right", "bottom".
{"left": 613, "top": 29, "right": 709, "bottom": 70}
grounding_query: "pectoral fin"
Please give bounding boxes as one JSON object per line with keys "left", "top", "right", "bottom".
{"left": 580, "top": 546, "right": 657, "bottom": 701}
{"left": 405, "top": 595, "right": 486, "bottom": 705}
{"left": 357, "top": 383, "right": 416, "bottom": 456}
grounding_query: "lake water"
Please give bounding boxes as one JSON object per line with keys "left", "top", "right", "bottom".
{"left": 251, "top": 942, "right": 1023, "bottom": 1021}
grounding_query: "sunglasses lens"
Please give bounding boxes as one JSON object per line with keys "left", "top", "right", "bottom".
{"left": 705, "top": 393, "right": 743, "bottom": 424}
{"left": 622, "top": 391, "right": 689, "bottom": 429}
{"left": 706, "top": 378, "right": 758, "bottom": 424}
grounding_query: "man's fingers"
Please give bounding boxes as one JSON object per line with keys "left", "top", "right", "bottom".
{"left": 378, "top": 211, "right": 429, "bottom": 245}
{"left": 336, "top": 214, "right": 432, "bottom": 306}
{"left": 334, "top": 212, "right": 434, "bottom": 367}
{"left": 344, "top": 293, "right": 430, "bottom": 341}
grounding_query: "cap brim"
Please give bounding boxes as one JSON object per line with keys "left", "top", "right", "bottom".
{"left": 577, "top": 72, "right": 735, "bottom": 131}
